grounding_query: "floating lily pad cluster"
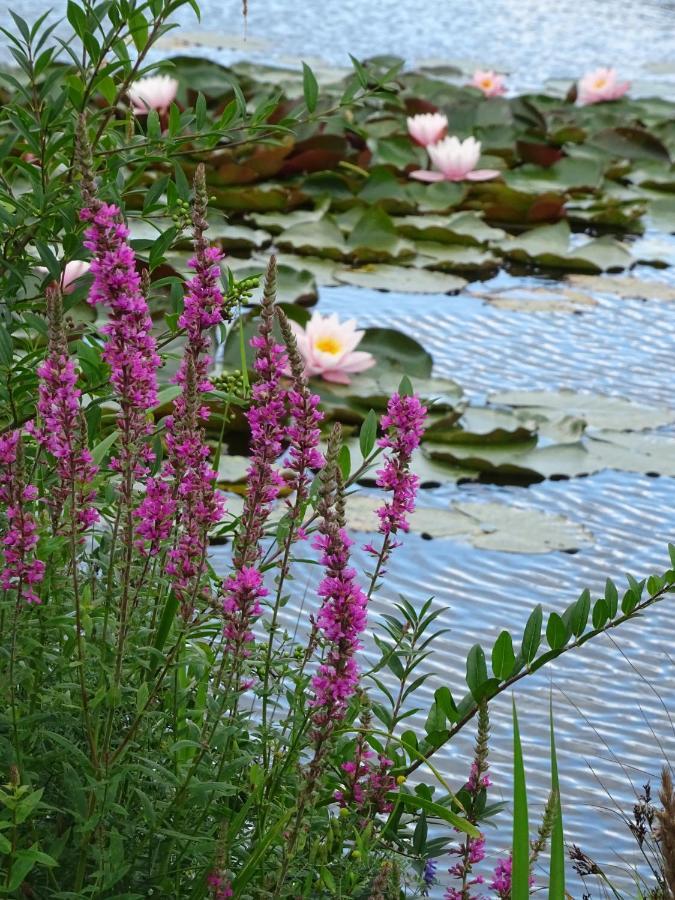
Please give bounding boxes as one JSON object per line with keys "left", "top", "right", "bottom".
{"left": 153, "top": 54, "right": 675, "bottom": 290}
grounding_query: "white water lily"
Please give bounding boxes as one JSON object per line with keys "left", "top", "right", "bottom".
{"left": 289, "top": 312, "right": 376, "bottom": 384}
{"left": 128, "top": 75, "right": 179, "bottom": 113}
{"left": 406, "top": 112, "right": 448, "bottom": 147}
{"left": 410, "top": 136, "right": 500, "bottom": 183}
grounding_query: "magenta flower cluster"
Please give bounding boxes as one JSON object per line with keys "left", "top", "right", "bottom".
{"left": 444, "top": 759, "right": 492, "bottom": 899}
{"left": 284, "top": 383, "right": 324, "bottom": 517}
{"left": 221, "top": 291, "right": 287, "bottom": 657}
{"left": 335, "top": 739, "right": 396, "bottom": 820}
{"left": 135, "top": 189, "right": 225, "bottom": 612}
{"left": 32, "top": 286, "right": 98, "bottom": 532}
{"left": 207, "top": 871, "right": 233, "bottom": 899}
{"left": 310, "top": 526, "right": 368, "bottom": 725}
{"left": 0, "top": 431, "right": 44, "bottom": 604}
{"left": 81, "top": 201, "right": 160, "bottom": 475}
{"left": 374, "top": 392, "right": 426, "bottom": 539}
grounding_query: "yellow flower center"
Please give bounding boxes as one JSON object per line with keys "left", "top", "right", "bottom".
{"left": 481, "top": 77, "right": 493, "bottom": 89}
{"left": 315, "top": 336, "right": 342, "bottom": 355}
{"left": 594, "top": 77, "right": 607, "bottom": 89}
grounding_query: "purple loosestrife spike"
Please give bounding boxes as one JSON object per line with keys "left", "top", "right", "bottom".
{"left": 335, "top": 706, "right": 396, "bottom": 823}
{"left": 309, "top": 427, "right": 368, "bottom": 730}
{"left": 136, "top": 165, "right": 225, "bottom": 613}
{"left": 0, "top": 431, "right": 45, "bottom": 604}
{"left": 221, "top": 258, "right": 287, "bottom": 663}
{"left": 276, "top": 308, "right": 324, "bottom": 523}
{"left": 80, "top": 196, "right": 160, "bottom": 478}
{"left": 365, "top": 392, "right": 426, "bottom": 562}
{"left": 31, "top": 285, "right": 98, "bottom": 533}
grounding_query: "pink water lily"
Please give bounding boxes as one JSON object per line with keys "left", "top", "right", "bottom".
{"left": 128, "top": 75, "right": 179, "bottom": 113}
{"left": 36, "top": 260, "right": 91, "bottom": 294}
{"left": 471, "top": 69, "right": 507, "bottom": 97}
{"left": 410, "top": 136, "right": 500, "bottom": 183}
{"left": 289, "top": 312, "right": 375, "bottom": 385}
{"left": 407, "top": 112, "right": 448, "bottom": 147}
{"left": 577, "top": 67, "right": 629, "bottom": 105}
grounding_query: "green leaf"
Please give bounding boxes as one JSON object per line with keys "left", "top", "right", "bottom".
{"left": 0, "top": 326, "right": 13, "bottom": 367}
{"left": 466, "top": 643, "right": 488, "bottom": 699}
{"left": 391, "top": 791, "right": 480, "bottom": 837}
{"left": 302, "top": 62, "right": 319, "bottom": 113}
{"left": 195, "top": 92, "right": 207, "bottom": 129}
{"left": 359, "top": 409, "right": 378, "bottom": 458}
{"left": 91, "top": 430, "right": 119, "bottom": 465}
{"left": 605, "top": 578, "right": 619, "bottom": 617}
{"left": 232, "top": 809, "right": 294, "bottom": 892}
{"left": 521, "top": 604, "right": 542, "bottom": 664}
{"left": 491, "top": 630, "right": 515, "bottom": 680}
{"left": 569, "top": 589, "right": 590, "bottom": 637}
{"left": 549, "top": 702, "right": 565, "bottom": 899}
{"left": 337, "top": 444, "right": 351, "bottom": 481}
{"left": 592, "top": 597, "right": 609, "bottom": 629}
{"left": 590, "top": 127, "right": 671, "bottom": 162}
{"left": 545, "top": 612, "right": 568, "bottom": 651}
{"left": 511, "top": 699, "right": 529, "bottom": 900}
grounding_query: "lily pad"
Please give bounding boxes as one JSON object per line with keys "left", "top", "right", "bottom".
{"left": 333, "top": 264, "right": 467, "bottom": 294}
{"left": 344, "top": 494, "right": 592, "bottom": 552}
{"left": 566, "top": 274, "right": 675, "bottom": 302}
{"left": 414, "top": 242, "right": 498, "bottom": 274}
{"left": 346, "top": 207, "right": 416, "bottom": 262}
{"left": 503, "top": 221, "right": 633, "bottom": 272}
{"left": 489, "top": 388, "right": 675, "bottom": 431}
{"left": 474, "top": 285, "right": 597, "bottom": 312}
{"left": 395, "top": 212, "right": 506, "bottom": 246}
{"left": 276, "top": 216, "right": 349, "bottom": 260}
{"left": 225, "top": 263, "right": 318, "bottom": 306}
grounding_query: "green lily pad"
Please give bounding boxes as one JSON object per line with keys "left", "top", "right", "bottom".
{"left": 473, "top": 285, "right": 597, "bottom": 312}
{"left": 414, "top": 242, "right": 498, "bottom": 274}
{"left": 504, "top": 157, "right": 605, "bottom": 193}
{"left": 425, "top": 406, "right": 536, "bottom": 445}
{"left": 503, "top": 221, "right": 633, "bottom": 272}
{"left": 395, "top": 212, "right": 506, "bottom": 246}
{"left": 225, "top": 263, "right": 318, "bottom": 306}
{"left": 333, "top": 264, "right": 467, "bottom": 294}
{"left": 566, "top": 274, "right": 675, "bottom": 302}
{"left": 276, "top": 216, "right": 349, "bottom": 260}
{"left": 346, "top": 207, "right": 416, "bottom": 262}
{"left": 489, "top": 388, "right": 675, "bottom": 431}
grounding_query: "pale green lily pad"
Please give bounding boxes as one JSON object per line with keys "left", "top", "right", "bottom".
{"left": 217, "top": 225, "right": 273, "bottom": 250}
{"left": 504, "top": 157, "right": 605, "bottom": 193}
{"left": 344, "top": 494, "right": 592, "bottom": 552}
{"left": 489, "top": 388, "right": 675, "bottom": 431}
{"left": 504, "top": 221, "right": 633, "bottom": 272}
{"left": 249, "top": 205, "right": 329, "bottom": 234}
{"left": 346, "top": 207, "right": 416, "bottom": 262}
{"left": 333, "top": 264, "right": 467, "bottom": 294}
{"left": 473, "top": 285, "right": 597, "bottom": 312}
{"left": 566, "top": 274, "right": 675, "bottom": 302}
{"left": 266, "top": 252, "right": 340, "bottom": 287}
{"left": 216, "top": 454, "right": 249, "bottom": 485}
{"left": 395, "top": 212, "right": 506, "bottom": 246}
{"left": 414, "top": 242, "right": 498, "bottom": 274}
{"left": 275, "top": 216, "right": 349, "bottom": 260}
{"left": 425, "top": 406, "right": 536, "bottom": 445}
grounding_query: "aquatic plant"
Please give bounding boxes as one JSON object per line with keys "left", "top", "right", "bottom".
{"left": 410, "top": 136, "right": 501, "bottom": 182}
{"left": 288, "top": 311, "right": 376, "bottom": 383}
{"left": 577, "top": 66, "right": 630, "bottom": 105}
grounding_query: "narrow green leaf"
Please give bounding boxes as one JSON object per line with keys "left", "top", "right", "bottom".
{"left": 466, "top": 643, "right": 488, "bottom": 699}
{"left": 511, "top": 699, "right": 529, "bottom": 900}
{"left": 521, "top": 604, "right": 542, "bottom": 664}
{"left": 302, "top": 62, "right": 319, "bottom": 113}
{"left": 232, "top": 809, "right": 293, "bottom": 892}
{"left": 91, "top": 430, "right": 119, "bottom": 464}
{"left": 569, "top": 588, "right": 590, "bottom": 637}
{"left": 359, "top": 408, "right": 378, "bottom": 458}
{"left": 604, "top": 578, "right": 618, "bottom": 617}
{"left": 592, "top": 597, "right": 609, "bottom": 629}
{"left": 491, "top": 630, "right": 515, "bottom": 680}
{"left": 549, "top": 701, "right": 565, "bottom": 899}
{"left": 391, "top": 792, "right": 479, "bottom": 837}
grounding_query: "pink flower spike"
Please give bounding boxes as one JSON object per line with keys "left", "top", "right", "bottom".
{"left": 289, "top": 312, "right": 375, "bottom": 385}
{"left": 577, "top": 67, "right": 630, "bottom": 105}
{"left": 409, "top": 136, "right": 500, "bottom": 183}
{"left": 471, "top": 69, "right": 507, "bottom": 97}
{"left": 407, "top": 112, "right": 448, "bottom": 147}
{"left": 128, "top": 75, "right": 178, "bottom": 113}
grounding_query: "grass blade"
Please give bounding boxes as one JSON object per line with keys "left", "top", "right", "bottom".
{"left": 549, "top": 699, "right": 565, "bottom": 898}
{"left": 512, "top": 697, "right": 530, "bottom": 899}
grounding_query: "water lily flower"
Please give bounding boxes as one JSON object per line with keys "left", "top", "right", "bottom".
{"left": 407, "top": 112, "right": 448, "bottom": 147}
{"left": 577, "top": 67, "right": 629, "bottom": 105}
{"left": 36, "top": 260, "right": 91, "bottom": 294}
{"left": 128, "top": 75, "right": 179, "bottom": 113}
{"left": 471, "top": 69, "right": 507, "bottom": 97}
{"left": 410, "top": 136, "right": 500, "bottom": 183}
{"left": 289, "top": 312, "right": 375, "bottom": 384}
